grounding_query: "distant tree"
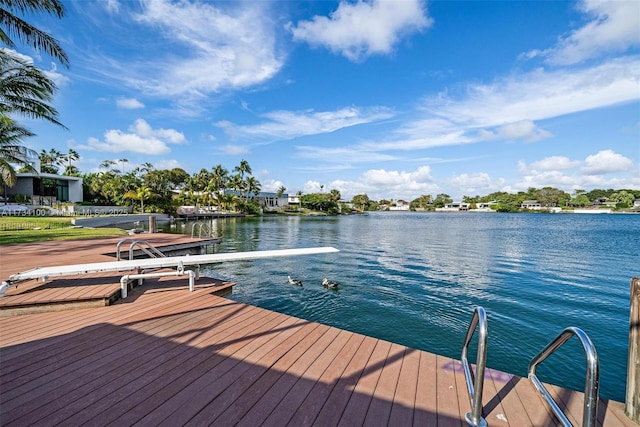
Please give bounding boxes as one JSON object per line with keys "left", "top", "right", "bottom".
{"left": 276, "top": 185, "right": 286, "bottom": 199}
{"left": 570, "top": 194, "right": 591, "bottom": 207}
{"left": 99, "top": 159, "right": 117, "bottom": 171}
{"left": 123, "top": 185, "right": 153, "bottom": 213}
{"left": 351, "top": 194, "right": 370, "bottom": 211}
{"left": 229, "top": 173, "right": 244, "bottom": 197}
{"left": 410, "top": 194, "right": 432, "bottom": 210}
{"left": 433, "top": 193, "right": 452, "bottom": 208}
{"left": 233, "top": 159, "right": 252, "bottom": 178}
{"left": 38, "top": 148, "right": 59, "bottom": 173}
{"left": 211, "top": 164, "right": 229, "bottom": 192}
{"left": 61, "top": 148, "right": 79, "bottom": 175}
{"left": 329, "top": 189, "right": 341, "bottom": 201}
{"left": 301, "top": 192, "right": 338, "bottom": 213}
{"left": 168, "top": 168, "right": 189, "bottom": 188}
{"left": 610, "top": 190, "right": 635, "bottom": 208}
{"left": 118, "top": 158, "right": 128, "bottom": 173}
{"left": 245, "top": 176, "right": 261, "bottom": 198}
{"left": 536, "top": 186, "right": 570, "bottom": 207}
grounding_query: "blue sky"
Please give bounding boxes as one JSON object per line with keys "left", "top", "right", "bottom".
{"left": 20, "top": 0, "right": 640, "bottom": 201}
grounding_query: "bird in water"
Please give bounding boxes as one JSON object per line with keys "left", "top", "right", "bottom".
{"left": 322, "top": 278, "right": 339, "bottom": 289}
{"left": 288, "top": 275, "right": 303, "bottom": 286}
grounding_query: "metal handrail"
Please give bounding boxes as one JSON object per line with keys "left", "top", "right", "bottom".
{"left": 116, "top": 237, "right": 135, "bottom": 260}
{"left": 191, "top": 222, "right": 212, "bottom": 238}
{"left": 528, "top": 327, "right": 599, "bottom": 427}
{"left": 461, "top": 306, "right": 488, "bottom": 427}
{"left": 128, "top": 240, "right": 166, "bottom": 261}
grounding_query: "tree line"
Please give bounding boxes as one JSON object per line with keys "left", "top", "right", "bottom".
{"left": 350, "top": 186, "right": 640, "bottom": 212}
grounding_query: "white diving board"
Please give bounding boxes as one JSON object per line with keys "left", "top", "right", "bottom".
{"left": 0, "top": 246, "right": 340, "bottom": 297}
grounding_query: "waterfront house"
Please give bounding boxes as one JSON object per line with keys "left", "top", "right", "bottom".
{"left": 254, "top": 192, "right": 289, "bottom": 211}
{"left": 4, "top": 159, "right": 83, "bottom": 205}
{"left": 520, "top": 200, "right": 542, "bottom": 210}
{"left": 436, "top": 202, "right": 470, "bottom": 212}
{"left": 389, "top": 200, "right": 410, "bottom": 211}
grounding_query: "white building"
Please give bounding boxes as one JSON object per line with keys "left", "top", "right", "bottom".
{"left": 4, "top": 159, "right": 83, "bottom": 204}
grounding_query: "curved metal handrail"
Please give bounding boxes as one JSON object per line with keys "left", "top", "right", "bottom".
{"left": 128, "top": 239, "right": 166, "bottom": 260}
{"left": 461, "top": 306, "right": 488, "bottom": 427}
{"left": 116, "top": 237, "right": 135, "bottom": 260}
{"left": 528, "top": 327, "right": 599, "bottom": 427}
{"left": 191, "top": 222, "right": 212, "bottom": 238}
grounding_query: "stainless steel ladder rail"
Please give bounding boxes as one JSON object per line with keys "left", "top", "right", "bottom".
{"left": 461, "top": 306, "right": 488, "bottom": 427}
{"left": 116, "top": 237, "right": 136, "bottom": 260}
{"left": 128, "top": 239, "right": 166, "bottom": 261}
{"left": 116, "top": 238, "right": 166, "bottom": 260}
{"left": 528, "top": 327, "right": 599, "bottom": 427}
{"left": 191, "top": 222, "right": 212, "bottom": 238}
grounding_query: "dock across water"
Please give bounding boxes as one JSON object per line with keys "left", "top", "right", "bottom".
{"left": 0, "top": 235, "right": 634, "bottom": 426}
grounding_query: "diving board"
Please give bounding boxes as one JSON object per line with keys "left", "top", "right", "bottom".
{"left": 0, "top": 246, "right": 339, "bottom": 297}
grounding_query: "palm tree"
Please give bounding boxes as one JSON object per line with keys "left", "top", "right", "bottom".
{"left": 99, "top": 159, "right": 117, "bottom": 171}
{"left": 233, "top": 159, "right": 252, "bottom": 179}
{"left": 0, "top": 49, "right": 66, "bottom": 128}
{"left": 0, "top": 1, "right": 68, "bottom": 188}
{"left": 62, "top": 148, "right": 79, "bottom": 175}
{"left": 38, "top": 147, "right": 59, "bottom": 173}
{"left": 123, "top": 186, "right": 153, "bottom": 213}
{"left": 245, "top": 176, "right": 261, "bottom": 199}
{"left": 0, "top": 115, "right": 34, "bottom": 187}
{"left": 0, "top": 0, "right": 69, "bottom": 66}
{"left": 211, "top": 164, "right": 228, "bottom": 192}
{"left": 118, "top": 158, "right": 128, "bottom": 174}
{"left": 229, "top": 173, "right": 244, "bottom": 198}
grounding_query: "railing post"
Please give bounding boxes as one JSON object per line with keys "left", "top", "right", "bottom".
{"left": 626, "top": 277, "right": 640, "bottom": 422}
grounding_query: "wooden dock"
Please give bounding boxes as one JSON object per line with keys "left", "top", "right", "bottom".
{"left": 0, "top": 234, "right": 232, "bottom": 314}
{"left": 0, "top": 236, "right": 635, "bottom": 426}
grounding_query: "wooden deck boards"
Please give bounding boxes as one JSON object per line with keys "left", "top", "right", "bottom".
{"left": 0, "top": 236, "right": 635, "bottom": 426}
{"left": 0, "top": 287, "right": 634, "bottom": 426}
{"left": 0, "top": 234, "right": 232, "bottom": 313}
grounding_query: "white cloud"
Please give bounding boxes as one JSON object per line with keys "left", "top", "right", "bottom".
{"left": 103, "top": 0, "right": 120, "bottom": 14}
{"left": 154, "top": 159, "right": 184, "bottom": 170}
{"left": 216, "top": 106, "right": 394, "bottom": 142}
{"left": 425, "top": 58, "right": 640, "bottom": 129}
{"left": 132, "top": 1, "right": 281, "bottom": 94}
{"left": 323, "top": 166, "right": 438, "bottom": 200}
{"left": 130, "top": 119, "right": 186, "bottom": 144}
{"left": 582, "top": 149, "right": 634, "bottom": 175}
{"left": 259, "top": 179, "right": 286, "bottom": 193}
{"left": 116, "top": 97, "right": 145, "bottom": 109}
{"left": 526, "top": 0, "right": 640, "bottom": 65}
{"left": 44, "top": 63, "right": 70, "bottom": 87}
{"left": 295, "top": 145, "right": 396, "bottom": 163}
{"left": 220, "top": 144, "right": 250, "bottom": 155}
{"left": 513, "top": 150, "right": 638, "bottom": 192}
{"left": 288, "top": 0, "right": 431, "bottom": 61}
{"left": 87, "top": 1, "right": 283, "bottom": 112}
{"left": 449, "top": 173, "right": 505, "bottom": 196}
{"left": 529, "top": 156, "right": 581, "bottom": 171}
{"left": 497, "top": 120, "right": 551, "bottom": 142}
{"left": 77, "top": 119, "right": 186, "bottom": 154}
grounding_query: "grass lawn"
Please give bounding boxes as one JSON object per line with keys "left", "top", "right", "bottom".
{"left": 0, "top": 217, "right": 126, "bottom": 245}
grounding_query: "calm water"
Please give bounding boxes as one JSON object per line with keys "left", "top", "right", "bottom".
{"left": 166, "top": 212, "right": 638, "bottom": 402}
